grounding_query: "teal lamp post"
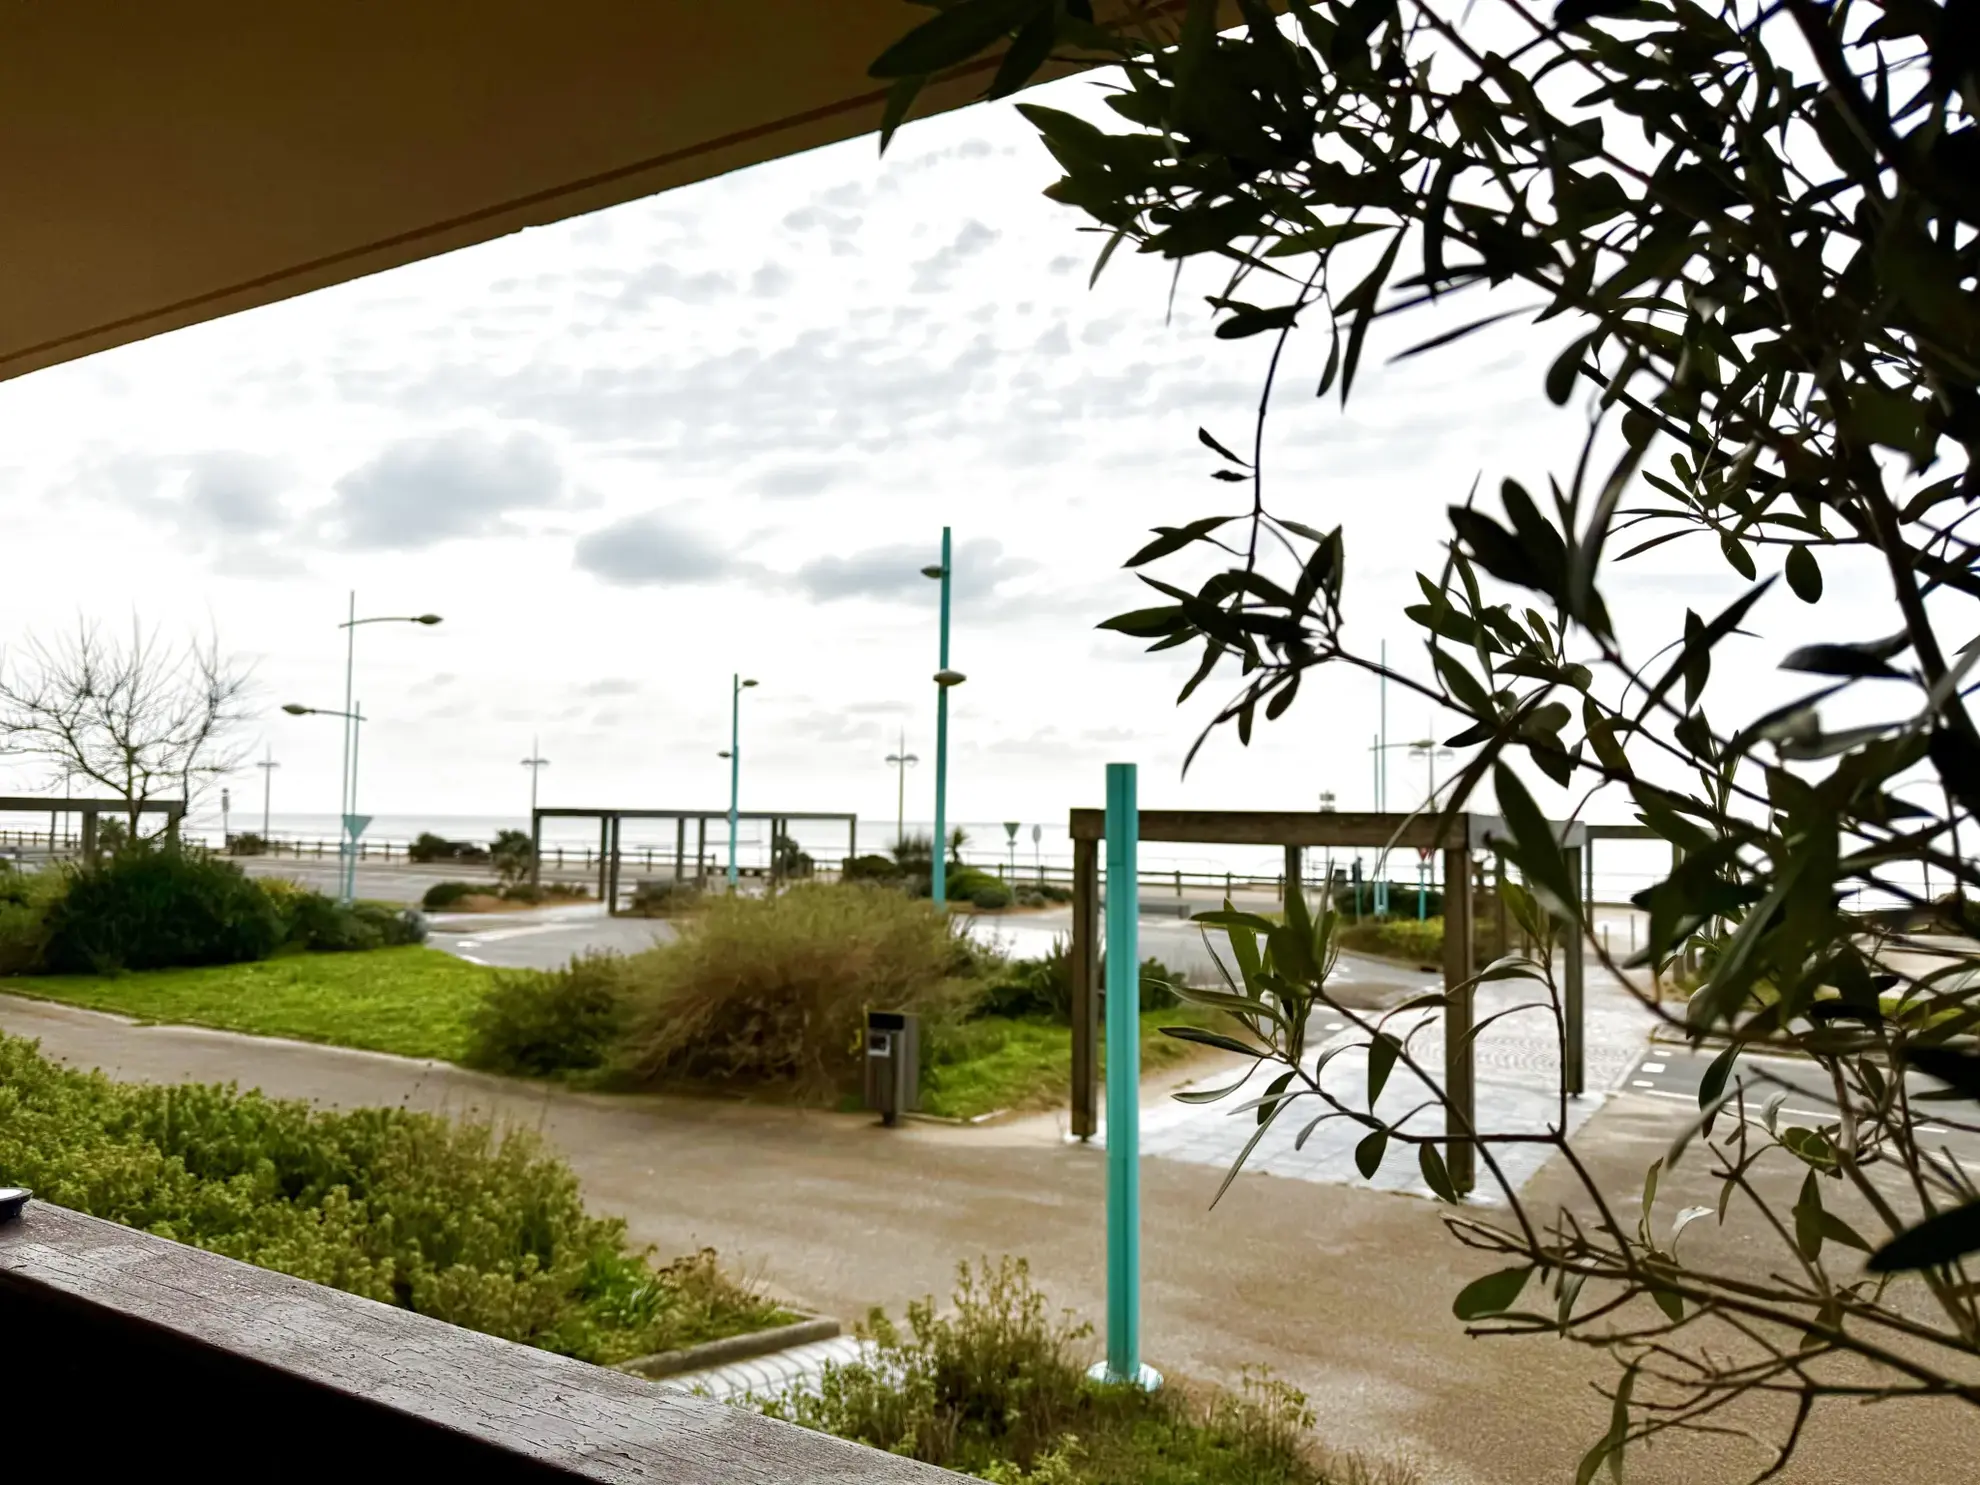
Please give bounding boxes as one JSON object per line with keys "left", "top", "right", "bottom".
{"left": 329, "top": 595, "right": 441, "bottom": 903}
{"left": 921, "top": 528, "right": 965, "bottom": 908}
{"left": 719, "top": 675, "right": 758, "bottom": 889}
{"left": 281, "top": 700, "right": 368, "bottom": 902}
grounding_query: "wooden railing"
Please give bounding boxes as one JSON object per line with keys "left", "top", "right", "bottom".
{"left": 0, "top": 1200, "right": 959, "bottom": 1480}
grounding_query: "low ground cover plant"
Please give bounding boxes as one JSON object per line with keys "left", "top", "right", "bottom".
{"left": 0, "top": 1033, "right": 785, "bottom": 1362}
{"left": 761, "top": 1258, "right": 1406, "bottom": 1485}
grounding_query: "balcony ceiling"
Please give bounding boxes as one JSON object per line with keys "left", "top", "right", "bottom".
{"left": 0, "top": 1, "right": 1051, "bottom": 384}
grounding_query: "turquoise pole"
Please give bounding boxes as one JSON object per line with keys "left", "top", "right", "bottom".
{"left": 1099, "top": 762, "right": 1157, "bottom": 1388}
{"left": 727, "top": 674, "right": 741, "bottom": 888}
{"left": 931, "top": 526, "right": 953, "bottom": 909}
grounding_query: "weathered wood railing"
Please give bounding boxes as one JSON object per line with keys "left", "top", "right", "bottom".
{"left": 0, "top": 1201, "right": 958, "bottom": 1480}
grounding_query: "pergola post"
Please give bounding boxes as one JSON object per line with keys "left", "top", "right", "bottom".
{"left": 1492, "top": 852, "right": 1509, "bottom": 962}
{"left": 1564, "top": 843, "right": 1586, "bottom": 1097}
{"left": 596, "top": 816, "right": 610, "bottom": 905}
{"left": 79, "top": 808, "right": 99, "bottom": 866}
{"left": 674, "top": 816, "right": 685, "bottom": 882}
{"left": 529, "top": 809, "right": 543, "bottom": 889}
{"left": 1282, "top": 843, "right": 1300, "bottom": 910}
{"left": 1070, "top": 835, "right": 1101, "bottom": 1141}
{"left": 1442, "top": 845, "right": 1476, "bottom": 1196}
{"left": 696, "top": 817, "right": 707, "bottom": 886}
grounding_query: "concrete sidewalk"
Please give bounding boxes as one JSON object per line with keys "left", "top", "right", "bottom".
{"left": 0, "top": 993, "right": 1969, "bottom": 1484}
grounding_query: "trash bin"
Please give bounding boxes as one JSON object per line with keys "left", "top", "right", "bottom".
{"left": 864, "top": 1010, "right": 920, "bottom": 1126}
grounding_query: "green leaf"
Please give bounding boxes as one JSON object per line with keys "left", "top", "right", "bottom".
{"left": 1159, "top": 1025, "right": 1268, "bottom": 1058}
{"left": 1338, "top": 228, "right": 1404, "bottom": 404}
{"left": 1546, "top": 330, "right": 1597, "bottom": 405}
{"left": 1216, "top": 303, "right": 1302, "bottom": 339}
{"left": 869, "top": 0, "right": 1044, "bottom": 78}
{"left": 1197, "top": 426, "right": 1247, "bottom": 465}
{"left": 986, "top": 6, "right": 1057, "bottom": 99}
{"left": 1869, "top": 1199, "right": 1980, "bottom": 1272}
{"left": 879, "top": 75, "right": 927, "bottom": 153}
{"left": 1784, "top": 545, "right": 1823, "bottom": 603}
{"left": 1452, "top": 1265, "right": 1534, "bottom": 1320}
{"left": 1126, "top": 516, "right": 1236, "bottom": 568}
{"left": 1698, "top": 1042, "right": 1739, "bottom": 1108}
{"left": 1493, "top": 762, "right": 1579, "bottom": 924}
{"left": 1354, "top": 1127, "right": 1388, "bottom": 1178}
{"left": 1419, "top": 1141, "right": 1460, "bottom": 1203}
{"left": 1793, "top": 1170, "right": 1825, "bottom": 1261}
{"left": 1367, "top": 1031, "right": 1402, "bottom": 1104}
{"left": 1574, "top": 1363, "right": 1635, "bottom": 1485}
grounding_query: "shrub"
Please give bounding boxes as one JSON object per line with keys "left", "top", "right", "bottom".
{"left": 408, "top": 832, "right": 487, "bottom": 865}
{"left": 976, "top": 943, "right": 1185, "bottom": 1021}
{"left": 764, "top": 1257, "right": 1335, "bottom": 1485}
{"left": 0, "top": 1033, "right": 784, "bottom": 1363}
{"left": 422, "top": 880, "right": 478, "bottom": 911}
{"left": 626, "top": 879, "right": 701, "bottom": 917}
{"left": 0, "top": 866, "right": 66, "bottom": 975}
{"left": 841, "top": 853, "right": 904, "bottom": 884}
{"left": 228, "top": 832, "right": 268, "bottom": 857}
{"left": 465, "top": 952, "right": 627, "bottom": 1077}
{"left": 500, "top": 882, "right": 546, "bottom": 904}
{"left": 543, "top": 881, "right": 589, "bottom": 901}
{"left": 967, "top": 879, "right": 1013, "bottom": 911}
{"left": 615, "top": 882, "right": 974, "bottom": 1095}
{"left": 490, "top": 828, "right": 534, "bottom": 886}
{"left": 43, "top": 845, "right": 284, "bottom": 973}
{"left": 271, "top": 886, "right": 427, "bottom": 952}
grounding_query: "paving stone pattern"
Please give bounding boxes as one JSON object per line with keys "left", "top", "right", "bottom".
{"left": 1119, "top": 967, "right": 1659, "bottom": 1205}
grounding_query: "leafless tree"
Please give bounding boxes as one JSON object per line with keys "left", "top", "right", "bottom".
{"left": 0, "top": 617, "right": 253, "bottom": 833}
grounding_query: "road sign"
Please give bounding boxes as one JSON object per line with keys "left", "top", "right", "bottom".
{"left": 1032, "top": 824, "right": 1041, "bottom": 843}
{"left": 343, "top": 813, "right": 373, "bottom": 841}
{"left": 1004, "top": 821, "right": 1020, "bottom": 842}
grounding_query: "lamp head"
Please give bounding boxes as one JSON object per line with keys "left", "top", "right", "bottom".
{"left": 920, "top": 565, "right": 946, "bottom": 580}
{"left": 741, "top": 678, "right": 758, "bottom": 689}
{"left": 934, "top": 669, "right": 967, "bottom": 688}
{"left": 718, "top": 750, "right": 733, "bottom": 759}
{"left": 414, "top": 614, "right": 443, "bottom": 626}
{"left": 281, "top": 703, "right": 310, "bottom": 716}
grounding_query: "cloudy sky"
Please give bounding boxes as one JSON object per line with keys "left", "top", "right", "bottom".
{"left": 0, "top": 68, "right": 1886, "bottom": 851}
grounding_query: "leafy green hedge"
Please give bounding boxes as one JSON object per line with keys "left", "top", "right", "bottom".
{"left": 0, "top": 1034, "right": 782, "bottom": 1363}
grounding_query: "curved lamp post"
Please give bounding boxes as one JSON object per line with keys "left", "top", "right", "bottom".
{"left": 719, "top": 675, "right": 758, "bottom": 889}
{"left": 318, "top": 595, "right": 441, "bottom": 903}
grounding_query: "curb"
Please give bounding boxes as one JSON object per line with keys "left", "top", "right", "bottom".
{"left": 613, "top": 1315, "right": 842, "bottom": 1380}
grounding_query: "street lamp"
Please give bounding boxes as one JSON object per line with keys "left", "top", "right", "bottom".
{"left": 520, "top": 737, "right": 549, "bottom": 817}
{"left": 325, "top": 594, "right": 441, "bottom": 903}
{"left": 884, "top": 730, "right": 919, "bottom": 849}
{"left": 283, "top": 700, "right": 368, "bottom": 899}
{"left": 922, "top": 528, "right": 965, "bottom": 909}
{"left": 723, "top": 675, "right": 758, "bottom": 888}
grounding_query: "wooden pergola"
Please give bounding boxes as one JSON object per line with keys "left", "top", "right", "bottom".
{"left": 1066, "top": 808, "right": 1589, "bottom": 1195}
{"left": 529, "top": 805, "right": 857, "bottom": 912}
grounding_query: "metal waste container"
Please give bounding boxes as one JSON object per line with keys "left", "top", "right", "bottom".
{"left": 864, "top": 1010, "right": 920, "bottom": 1126}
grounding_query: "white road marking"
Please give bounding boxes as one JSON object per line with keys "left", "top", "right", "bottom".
{"left": 1640, "top": 1061, "right": 1666, "bottom": 1073}
{"left": 456, "top": 954, "right": 488, "bottom": 966}
{"left": 1633, "top": 1078, "right": 1656, "bottom": 1088}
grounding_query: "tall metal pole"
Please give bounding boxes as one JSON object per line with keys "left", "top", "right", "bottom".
{"left": 932, "top": 526, "right": 953, "bottom": 909}
{"left": 1377, "top": 638, "right": 1389, "bottom": 915}
{"left": 340, "top": 590, "right": 356, "bottom": 904}
{"left": 1097, "top": 761, "right": 1156, "bottom": 1389}
{"left": 727, "top": 675, "right": 742, "bottom": 888}
{"left": 256, "top": 747, "right": 278, "bottom": 840}
{"left": 347, "top": 702, "right": 363, "bottom": 902}
{"left": 896, "top": 729, "right": 909, "bottom": 846}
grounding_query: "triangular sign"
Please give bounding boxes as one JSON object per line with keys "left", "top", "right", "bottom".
{"left": 343, "top": 813, "right": 373, "bottom": 841}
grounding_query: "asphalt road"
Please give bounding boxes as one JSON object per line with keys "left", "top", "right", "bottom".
{"left": 424, "top": 905, "right": 675, "bottom": 969}
{"left": 1620, "top": 1042, "right": 1977, "bottom": 1149}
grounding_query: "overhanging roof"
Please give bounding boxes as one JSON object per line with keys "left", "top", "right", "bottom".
{"left": 0, "top": 2, "right": 1098, "bottom": 384}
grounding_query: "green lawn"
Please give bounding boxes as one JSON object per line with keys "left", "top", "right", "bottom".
{"left": 0, "top": 947, "right": 490, "bottom": 1062}
{"left": 920, "top": 1007, "right": 1214, "bottom": 1121}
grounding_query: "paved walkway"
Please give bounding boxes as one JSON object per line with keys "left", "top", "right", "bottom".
{"left": 1, "top": 992, "right": 1968, "bottom": 1484}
